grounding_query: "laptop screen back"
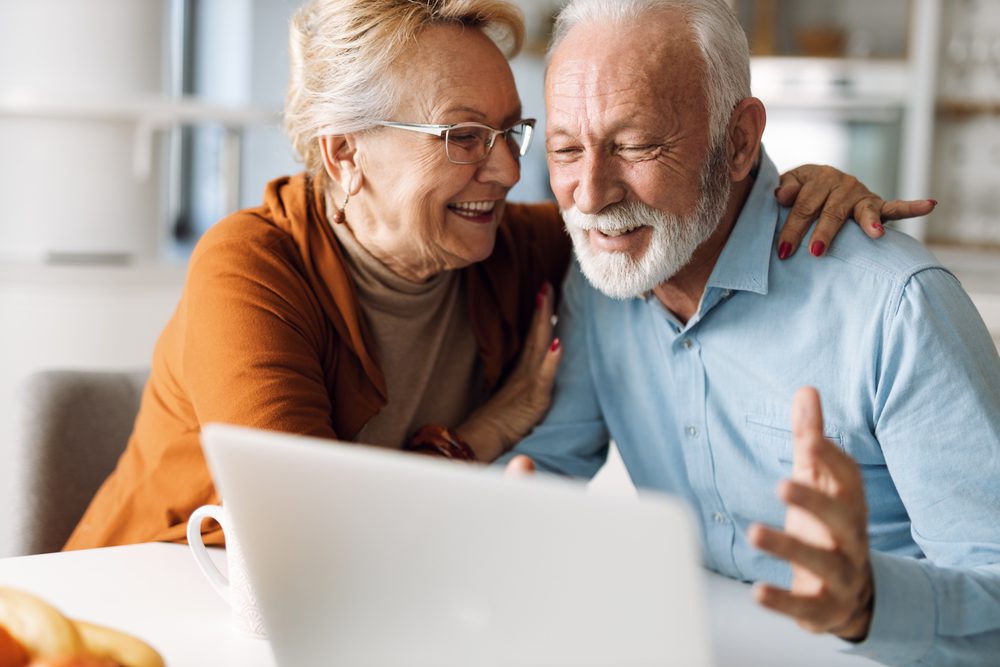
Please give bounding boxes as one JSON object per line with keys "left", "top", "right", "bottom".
{"left": 201, "top": 423, "right": 713, "bottom": 667}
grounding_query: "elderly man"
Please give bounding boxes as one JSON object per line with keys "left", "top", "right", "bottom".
{"left": 507, "top": 0, "right": 1000, "bottom": 665}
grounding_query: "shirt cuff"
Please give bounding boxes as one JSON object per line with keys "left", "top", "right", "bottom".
{"left": 840, "top": 551, "right": 935, "bottom": 665}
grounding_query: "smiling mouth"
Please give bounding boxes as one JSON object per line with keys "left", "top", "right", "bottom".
{"left": 448, "top": 200, "right": 499, "bottom": 223}
{"left": 597, "top": 225, "right": 644, "bottom": 237}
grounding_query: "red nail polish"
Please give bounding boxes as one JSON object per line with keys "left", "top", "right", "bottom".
{"left": 873, "top": 222, "right": 884, "bottom": 233}
{"left": 810, "top": 240, "right": 826, "bottom": 257}
{"left": 536, "top": 282, "right": 550, "bottom": 309}
{"left": 778, "top": 242, "right": 792, "bottom": 260}
{"left": 928, "top": 199, "right": 938, "bottom": 206}
{"left": 550, "top": 338, "right": 560, "bottom": 352}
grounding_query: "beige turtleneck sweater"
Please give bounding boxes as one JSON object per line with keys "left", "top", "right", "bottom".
{"left": 331, "top": 221, "right": 485, "bottom": 448}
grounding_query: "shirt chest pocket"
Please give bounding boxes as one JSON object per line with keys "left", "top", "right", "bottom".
{"left": 744, "top": 412, "right": 844, "bottom": 464}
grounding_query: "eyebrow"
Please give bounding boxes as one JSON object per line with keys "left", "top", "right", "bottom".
{"left": 440, "top": 105, "right": 525, "bottom": 126}
{"left": 546, "top": 127, "right": 580, "bottom": 141}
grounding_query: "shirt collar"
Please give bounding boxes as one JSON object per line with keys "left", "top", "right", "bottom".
{"left": 704, "top": 149, "right": 781, "bottom": 296}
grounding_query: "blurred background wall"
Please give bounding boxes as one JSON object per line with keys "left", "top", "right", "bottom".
{"left": 1, "top": 0, "right": 998, "bottom": 552}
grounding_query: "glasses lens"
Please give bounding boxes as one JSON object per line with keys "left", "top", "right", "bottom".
{"left": 506, "top": 121, "right": 534, "bottom": 157}
{"left": 445, "top": 125, "right": 491, "bottom": 164}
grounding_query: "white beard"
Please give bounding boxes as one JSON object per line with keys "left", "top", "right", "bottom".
{"left": 563, "top": 142, "right": 732, "bottom": 300}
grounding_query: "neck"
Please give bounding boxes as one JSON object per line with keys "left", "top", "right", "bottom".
{"left": 326, "top": 190, "right": 446, "bottom": 284}
{"left": 652, "top": 177, "right": 753, "bottom": 323}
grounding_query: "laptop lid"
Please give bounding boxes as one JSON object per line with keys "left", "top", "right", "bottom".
{"left": 201, "top": 423, "right": 713, "bottom": 667}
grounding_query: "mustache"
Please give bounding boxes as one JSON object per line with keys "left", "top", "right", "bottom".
{"left": 562, "top": 200, "right": 667, "bottom": 231}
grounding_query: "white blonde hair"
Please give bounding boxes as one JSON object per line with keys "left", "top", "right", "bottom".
{"left": 285, "top": 0, "right": 526, "bottom": 175}
{"left": 549, "top": 0, "right": 750, "bottom": 144}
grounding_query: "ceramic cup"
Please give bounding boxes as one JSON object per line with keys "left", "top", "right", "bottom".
{"left": 187, "top": 504, "right": 267, "bottom": 638}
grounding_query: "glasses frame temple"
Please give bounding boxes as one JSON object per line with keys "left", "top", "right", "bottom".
{"left": 372, "top": 119, "right": 537, "bottom": 159}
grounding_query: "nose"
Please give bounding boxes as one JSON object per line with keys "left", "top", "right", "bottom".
{"left": 475, "top": 135, "right": 520, "bottom": 189}
{"left": 573, "top": 152, "right": 625, "bottom": 214}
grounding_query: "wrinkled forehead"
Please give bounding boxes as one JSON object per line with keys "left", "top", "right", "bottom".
{"left": 546, "top": 10, "right": 706, "bottom": 110}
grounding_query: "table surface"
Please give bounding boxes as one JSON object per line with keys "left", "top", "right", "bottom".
{"left": 0, "top": 543, "right": 876, "bottom": 666}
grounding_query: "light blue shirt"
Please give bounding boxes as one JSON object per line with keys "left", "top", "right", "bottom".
{"left": 509, "top": 154, "right": 1000, "bottom": 666}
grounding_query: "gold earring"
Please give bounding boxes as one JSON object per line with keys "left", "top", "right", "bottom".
{"left": 332, "top": 191, "right": 349, "bottom": 224}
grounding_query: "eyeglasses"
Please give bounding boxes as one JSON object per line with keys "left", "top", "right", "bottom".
{"left": 373, "top": 119, "right": 536, "bottom": 165}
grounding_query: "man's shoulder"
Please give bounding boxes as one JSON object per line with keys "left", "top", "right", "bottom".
{"left": 786, "top": 214, "right": 947, "bottom": 285}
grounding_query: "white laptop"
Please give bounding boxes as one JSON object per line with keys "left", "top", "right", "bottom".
{"left": 200, "top": 423, "right": 714, "bottom": 667}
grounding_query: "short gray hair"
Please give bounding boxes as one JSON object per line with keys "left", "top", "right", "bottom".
{"left": 549, "top": 0, "right": 750, "bottom": 143}
{"left": 285, "top": 0, "right": 526, "bottom": 175}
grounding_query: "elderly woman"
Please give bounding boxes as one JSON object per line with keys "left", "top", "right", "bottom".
{"left": 66, "top": 0, "right": 930, "bottom": 549}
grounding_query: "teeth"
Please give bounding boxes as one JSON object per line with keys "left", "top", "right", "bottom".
{"left": 449, "top": 201, "right": 496, "bottom": 214}
{"left": 601, "top": 226, "right": 640, "bottom": 237}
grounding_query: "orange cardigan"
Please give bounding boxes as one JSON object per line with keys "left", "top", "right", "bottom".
{"left": 65, "top": 173, "right": 571, "bottom": 550}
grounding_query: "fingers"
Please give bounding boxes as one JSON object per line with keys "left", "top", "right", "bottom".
{"left": 753, "top": 583, "right": 837, "bottom": 634}
{"left": 753, "top": 565, "right": 874, "bottom": 638}
{"left": 748, "top": 523, "right": 846, "bottom": 583}
{"left": 791, "top": 386, "right": 824, "bottom": 441}
{"left": 750, "top": 526, "right": 871, "bottom": 637}
{"left": 504, "top": 455, "right": 536, "bottom": 478}
{"left": 774, "top": 168, "right": 807, "bottom": 207}
{"left": 776, "top": 179, "right": 828, "bottom": 259}
{"left": 526, "top": 282, "right": 562, "bottom": 381}
{"left": 848, "top": 196, "right": 936, "bottom": 240}
{"left": 524, "top": 282, "right": 555, "bottom": 359}
{"left": 776, "top": 165, "right": 923, "bottom": 259}
{"left": 533, "top": 337, "right": 562, "bottom": 396}
{"left": 778, "top": 481, "right": 867, "bottom": 558}
{"left": 851, "top": 197, "right": 886, "bottom": 239}
{"left": 807, "top": 193, "right": 856, "bottom": 257}
{"left": 790, "top": 387, "right": 864, "bottom": 495}
{"left": 880, "top": 198, "right": 937, "bottom": 221}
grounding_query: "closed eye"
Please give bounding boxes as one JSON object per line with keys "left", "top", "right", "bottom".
{"left": 547, "top": 146, "right": 583, "bottom": 163}
{"left": 617, "top": 144, "right": 663, "bottom": 160}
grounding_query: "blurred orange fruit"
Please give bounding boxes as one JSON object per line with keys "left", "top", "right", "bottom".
{"left": 0, "top": 624, "right": 29, "bottom": 667}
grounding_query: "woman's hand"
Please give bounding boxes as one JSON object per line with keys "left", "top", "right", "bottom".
{"left": 456, "top": 283, "right": 562, "bottom": 462}
{"left": 775, "top": 164, "right": 937, "bottom": 259}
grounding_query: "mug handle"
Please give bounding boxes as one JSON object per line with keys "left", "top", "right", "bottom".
{"left": 187, "top": 504, "right": 231, "bottom": 604}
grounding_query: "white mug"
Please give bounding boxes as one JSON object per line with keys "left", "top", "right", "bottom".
{"left": 187, "top": 504, "right": 267, "bottom": 638}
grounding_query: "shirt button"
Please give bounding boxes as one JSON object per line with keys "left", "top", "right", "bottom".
{"left": 722, "top": 290, "right": 732, "bottom": 299}
{"left": 712, "top": 512, "right": 727, "bottom": 524}
{"left": 682, "top": 338, "right": 693, "bottom": 349}
{"left": 686, "top": 425, "right": 699, "bottom": 438}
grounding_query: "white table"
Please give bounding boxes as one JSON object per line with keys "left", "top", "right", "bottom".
{"left": 0, "top": 544, "right": 876, "bottom": 666}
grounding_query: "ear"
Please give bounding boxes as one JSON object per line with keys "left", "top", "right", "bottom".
{"left": 726, "top": 97, "right": 766, "bottom": 182}
{"left": 318, "top": 134, "right": 363, "bottom": 196}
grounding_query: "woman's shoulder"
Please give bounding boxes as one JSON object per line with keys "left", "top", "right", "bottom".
{"left": 194, "top": 207, "right": 293, "bottom": 258}
{"left": 187, "top": 202, "right": 309, "bottom": 284}
{"left": 178, "top": 209, "right": 323, "bottom": 328}
{"left": 190, "top": 172, "right": 317, "bottom": 267}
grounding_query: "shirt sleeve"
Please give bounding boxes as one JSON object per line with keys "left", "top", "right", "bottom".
{"left": 842, "top": 267, "right": 1000, "bottom": 666}
{"left": 181, "top": 235, "right": 340, "bottom": 439}
{"left": 498, "top": 261, "right": 611, "bottom": 477}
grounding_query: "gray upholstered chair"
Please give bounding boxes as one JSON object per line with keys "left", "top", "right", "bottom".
{"left": 11, "top": 369, "right": 148, "bottom": 555}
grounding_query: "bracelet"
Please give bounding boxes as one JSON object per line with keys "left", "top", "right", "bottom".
{"left": 404, "top": 425, "right": 477, "bottom": 462}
